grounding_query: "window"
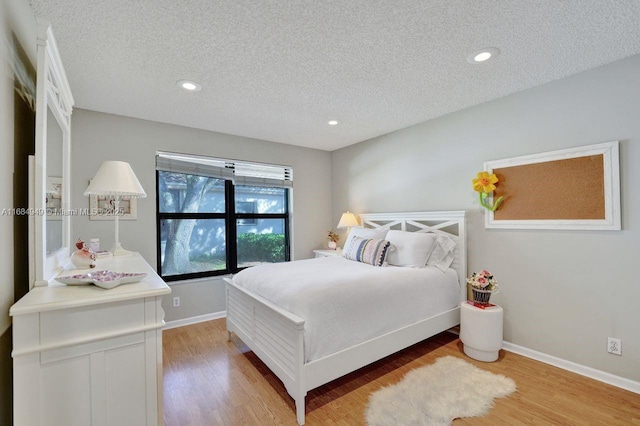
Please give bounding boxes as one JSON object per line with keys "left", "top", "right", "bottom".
{"left": 156, "top": 152, "right": 292, "bottom": 281}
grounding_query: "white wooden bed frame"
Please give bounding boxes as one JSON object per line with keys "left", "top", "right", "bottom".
{"left": 224, "top": 211, "right": 466, "bottom": 425}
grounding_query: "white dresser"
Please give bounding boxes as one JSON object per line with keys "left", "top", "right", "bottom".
{"left": 10, "top": 253, "right": 171, "bottom": 426}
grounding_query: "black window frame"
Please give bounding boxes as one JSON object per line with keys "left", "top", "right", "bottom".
{"left": 156, "top": 176, "right": 290, "bottom": 282}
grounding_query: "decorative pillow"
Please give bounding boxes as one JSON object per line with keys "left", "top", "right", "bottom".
{"left": 342, "top": 227, "right": 389, "bottom": 250}
{"left": 427, "top": 235, "right": 457, "bottom": 272}
{"left": 385, "top": 230, "right": 437, "bottom": 268}
{"left": 342, "top": 237, "right": 390, "bottom": 267}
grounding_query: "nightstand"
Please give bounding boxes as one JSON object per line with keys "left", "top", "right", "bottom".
{"left": 313, "top": 249, "right": 343, "bottom": 258}
{"left": 460, "top": 301, "right": 504, "bottom": 362}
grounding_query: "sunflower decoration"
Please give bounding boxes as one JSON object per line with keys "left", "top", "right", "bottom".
{"left": 472, "top": 171, "right": 504, "bottom": 212}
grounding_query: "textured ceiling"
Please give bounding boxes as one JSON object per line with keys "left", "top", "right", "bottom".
{"left": 29, "top": 0, "right": 640, "bottom": 151}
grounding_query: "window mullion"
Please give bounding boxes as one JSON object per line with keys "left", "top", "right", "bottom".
{"left": 225, "top": 180, "right": 238, "bottom": 272}
{"left": 234, "top": 213, "right": 288, "bottom": 219}
{"left": 284, "top": 188, "right": 290, "bottom": 261}
{"left": 158, "top": 212, "right": 225, "bottom": 220}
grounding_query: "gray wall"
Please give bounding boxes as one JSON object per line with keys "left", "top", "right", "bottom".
{"left": 71, "top": 109, "right": 332, "bottom": 321}
{"left": 332, "top": 54, "right": 640, "bottom": 382}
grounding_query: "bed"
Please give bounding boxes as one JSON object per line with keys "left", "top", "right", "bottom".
{"left": 224, "top": 211, "right": 467, "bottom": 425}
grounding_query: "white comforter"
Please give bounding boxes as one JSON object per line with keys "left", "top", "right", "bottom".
{"left": 231, "top": 256, "right": 460, "bottom": 362}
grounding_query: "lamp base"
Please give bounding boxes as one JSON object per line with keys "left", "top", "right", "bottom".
{"left": 110, "top": 242, "right": 132, "bottom": 256}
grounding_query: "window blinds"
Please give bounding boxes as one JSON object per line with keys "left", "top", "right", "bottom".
{"left": 156, "top": 151, "right": 293, "bottom": 188}
{"left": 156, "top": 152, "right": 233, "bottom": 180}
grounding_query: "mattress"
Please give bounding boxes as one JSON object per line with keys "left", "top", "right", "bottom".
{"left": 231, "top": 256, "right": 460, "bottom": 362}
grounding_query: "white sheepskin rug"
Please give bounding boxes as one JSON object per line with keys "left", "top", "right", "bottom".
{"left": 365, "top": 356, "right": 516, "bottom": 426}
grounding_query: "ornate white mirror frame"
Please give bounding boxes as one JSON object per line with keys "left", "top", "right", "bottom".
{"left": 30, "top": 21, "right": 74, "bottom": 287}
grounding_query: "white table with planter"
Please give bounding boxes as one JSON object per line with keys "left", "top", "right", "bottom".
{"left": 460, "top": 301, "right": 504, "bottom": 362}
{"left": 313, "top": 248, "right": 343, "bottom": 258}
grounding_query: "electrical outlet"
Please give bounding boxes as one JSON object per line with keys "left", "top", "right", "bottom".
{"left": 173, "top": 297, "right": 180, "bottom": 308}
{"left": 607, "top": 337, "right": 621, "bottom": 355}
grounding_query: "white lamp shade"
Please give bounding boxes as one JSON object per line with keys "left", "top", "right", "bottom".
{"left": 84, "top": 161, "right": 146, "bottom": 198}
{"left": 337, "top": 211, "right": 359, "bottom": 228}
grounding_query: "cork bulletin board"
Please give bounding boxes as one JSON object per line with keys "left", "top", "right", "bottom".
{"left": 484, "top": 141, "right": 620, "bottom": 230}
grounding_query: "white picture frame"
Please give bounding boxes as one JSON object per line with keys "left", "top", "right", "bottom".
{"left": 484, "top": 141, "right": 620, "bottom": 230}
{"left": 89, "top": 192, "right": 138, "bottom": 220}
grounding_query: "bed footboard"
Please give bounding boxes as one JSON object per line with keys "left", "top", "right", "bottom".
{"left": 225, "top": 278, "right": 308, "bottom": 424}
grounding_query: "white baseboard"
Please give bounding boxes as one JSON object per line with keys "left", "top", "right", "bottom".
{"left": 162, "top": 316, "right": 639, "bottom": 394}
{"left": 163, "top": 311, "right": 226, "bottom": 330}
{"left": 502, "top": 341, "right": 640, "bottom": 395}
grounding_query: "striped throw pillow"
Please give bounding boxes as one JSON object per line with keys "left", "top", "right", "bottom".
{"left": 343, "top": 237, "right": 390, "bottom": 267}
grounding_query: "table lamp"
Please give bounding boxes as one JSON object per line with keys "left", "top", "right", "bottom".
{"left": 337, "top": 211, "right": 359, "bottom": 230}
{"left": 84, "top": 161, "right": 146, "bottom": 256}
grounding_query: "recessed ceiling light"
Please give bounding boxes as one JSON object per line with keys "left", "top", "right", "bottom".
{"left": 467, "top": 48, "right": 500, "bottom": 64}
{"left": 177, "top": 80, "right": 202, "bottom": 91}
{"left": 327, "top": 120, "right": 339, "bottom": 126}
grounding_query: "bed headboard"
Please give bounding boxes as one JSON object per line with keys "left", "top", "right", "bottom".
{"left": 359, "top": 211, "right": 467, "bottom": 302}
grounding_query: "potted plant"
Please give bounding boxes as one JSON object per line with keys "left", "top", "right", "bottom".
{"left": 327, "top": 230, "right": 340, "bottom": 250}
{"left": 467, "top": 270, "right": 499, "bottom": 305}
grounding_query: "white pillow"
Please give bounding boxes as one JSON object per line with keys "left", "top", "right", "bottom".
{"left": 427, "top": 235, "right": 457, "bottom": 272}
{"left": 385, "top": 230, "right": 437, "bottom": 268}
{"left": 342, "top": 227, "right": 388, "bottom": 251}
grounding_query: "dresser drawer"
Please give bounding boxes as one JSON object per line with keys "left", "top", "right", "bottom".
{"left": 40, "top": 298, "right": 145, "bottom": 346}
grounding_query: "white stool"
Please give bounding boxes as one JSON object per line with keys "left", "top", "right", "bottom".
{"left": 460, "top": 301, "right": 503, "bottom": 362}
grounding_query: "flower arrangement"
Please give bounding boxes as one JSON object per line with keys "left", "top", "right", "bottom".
{"left": 467, "top": 270, "right": 498, "bottom": 292}
{"left": 472, "top": 171, "right": 504, "bottom": 212}
{"left": 327, "top": 230, "right": 340, "bottom": 243}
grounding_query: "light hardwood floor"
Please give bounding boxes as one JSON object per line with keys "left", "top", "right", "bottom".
{"left": 163, "top": 319, "right": 640, "bottom": 425}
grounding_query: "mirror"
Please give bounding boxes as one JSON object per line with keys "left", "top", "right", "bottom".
{"left": 46, "top": 107, "right": 63, "bottom": 254}
{"left": 30, "top": 22, "right": 74, "bottom": 287}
